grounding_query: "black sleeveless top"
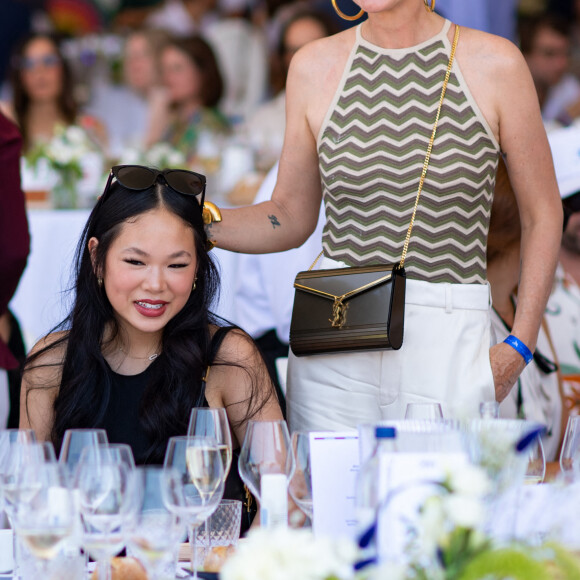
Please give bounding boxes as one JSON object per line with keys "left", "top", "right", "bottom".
{"left": 101, "top": 328, "right": 256, "bottom": 533}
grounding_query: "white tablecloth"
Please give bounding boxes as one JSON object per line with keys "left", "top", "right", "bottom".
{"left": 9, "top": 209, "right": 241, "bottom": 350}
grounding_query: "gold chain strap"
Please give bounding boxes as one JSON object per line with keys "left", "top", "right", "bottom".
{"left": 399, "top": 24, "right": 460, "bottom": 268}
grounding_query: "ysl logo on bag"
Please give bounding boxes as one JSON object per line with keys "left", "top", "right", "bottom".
{"left": 330, "top": 297, "right": 349, "bottom": 328}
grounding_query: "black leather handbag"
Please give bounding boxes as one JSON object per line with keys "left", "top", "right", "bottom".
{"left": 288, "top": 25, "right": 460, "bottom": 357}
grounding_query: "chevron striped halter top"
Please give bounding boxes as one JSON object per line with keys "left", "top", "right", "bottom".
{"left": 317, "top": 20, "right": 500, "bottom": 284}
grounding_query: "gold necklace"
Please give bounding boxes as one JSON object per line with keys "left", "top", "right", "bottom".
{"left": 118, "top": 347, "right": 159, "bottom": 361}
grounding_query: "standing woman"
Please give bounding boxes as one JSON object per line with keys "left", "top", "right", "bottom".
{"left": 202, "top": 0, "right": 564, "bottom": 430}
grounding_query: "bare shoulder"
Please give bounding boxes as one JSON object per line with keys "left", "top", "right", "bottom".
{"left": 287, "top": 28, "right": 355, "bottom": 95}
{"left": 0, "top": 101, "right": 16, "bottom": 123}
{"left": 23, "top": 331, "right": 68, "bottom": 389}
{"left": 457, "top": 27, "right": 528, "bottom": 79}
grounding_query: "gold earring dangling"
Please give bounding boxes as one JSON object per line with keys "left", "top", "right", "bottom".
{"left": 424, "top": 0, "right": 436, "bottom": 12}
{"left": 331, "top": 0, "right": 365, "bottom": 21}
{"left": 97, "top": 277, "right": 103, "bottom": 288}
{"left": 192, "top": 278, "right": 197, "bottom": 291}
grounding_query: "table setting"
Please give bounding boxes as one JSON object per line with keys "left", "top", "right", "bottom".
{"left": 1, "top": 409, "right": 580, "bottom": 579}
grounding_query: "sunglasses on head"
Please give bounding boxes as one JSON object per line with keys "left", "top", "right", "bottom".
{"left": 102, "top": 165, "right": 206, "bottom": 207}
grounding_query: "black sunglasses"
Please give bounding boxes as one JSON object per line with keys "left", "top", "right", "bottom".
{"left": 102, "top": 165, "right": 206, "bottom": 207}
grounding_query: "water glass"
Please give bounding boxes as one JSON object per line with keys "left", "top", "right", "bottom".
{"left": 196, "top": 499, "right": 241, "bottom": 571}
{"left": 404, "top": 403, "right": 444, "bottom": 420}
{"left": 479, "top": 401, "right": 500, "bottom": 419}
{"left": 288, "top": 432, "right": 313, "bottom": 520}
{"left": 560, "top": 416, "right": 580, "bottom": 480}
{"left": 524, "top": 437, "right": 546, "bottom": 485}
{"left": 59, "top": 429, "right": 108, "bottom": 480}
{"left": 126, "top": 467, "right": 184, "bottom": 580}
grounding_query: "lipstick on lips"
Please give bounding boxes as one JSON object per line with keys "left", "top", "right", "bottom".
{"left": 134, "top": 299, "right": 168, "bottom": 318}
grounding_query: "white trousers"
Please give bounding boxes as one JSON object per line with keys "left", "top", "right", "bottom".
{"left": 286, "top": 258, "right": 495, "bottom": 432}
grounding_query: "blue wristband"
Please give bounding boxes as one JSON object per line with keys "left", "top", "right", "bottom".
{"left": 503, "top": 334, "right": 533, "bottom": 365}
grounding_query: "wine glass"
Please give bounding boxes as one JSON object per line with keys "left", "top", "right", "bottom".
{"left": 59, "top": 429, "right": 108, "bottom": 481}
{"left": 12, "top": 462, "right": 75, "bottom": 577}
{"left": 162, "top": 436, "right": 224, "bottom": 580}
{"left": 238, "top": 420, "right": 293, "bottom": 527}
{"left": 559, "top": 416, "right": 580, "bottom": 480}
{"left": 524, "top": 437, "right": 546, "bottom": 485}
{"left": 479, "top": 401, "right": 500, "bottom": 419}
{"left": 288, "top": 431, "right": 313, "bottom": 520}
{"left": 188, "top": 408, "right": 232, "bottom": 479}
{"left": 404, "top": 403, "right": 444, "bottom": 420}
{"left": 76, "top": 458, "right": 132, "bottom": 580}
{"left": 126, "top": 467, "right": 185, "bottom": 580}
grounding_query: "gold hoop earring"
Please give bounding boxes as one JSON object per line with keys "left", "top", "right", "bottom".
{"left": 424, "top": 0, "right": 436, "bottom": 12}
{"left": 331, "top": 0, "right": 365, "bottom": 21}
{"left": 192, "top": 278, "right": 197, "bottom": 291}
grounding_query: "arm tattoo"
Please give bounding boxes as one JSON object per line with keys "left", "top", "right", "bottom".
{"left": 268, "top": 214, "right": 281, "bottom": 229}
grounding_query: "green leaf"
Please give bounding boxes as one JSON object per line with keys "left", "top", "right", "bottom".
{"left": 457, "top": 548, "right": 551, "bottom": 580}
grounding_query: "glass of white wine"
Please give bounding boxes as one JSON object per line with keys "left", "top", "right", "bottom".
{"left": 187, "top": 408, "right": 232, "bottom": 479}
{"left": 12, "top": 462, "right": 75, "bottom": 577}
{"left": 162, "top": 436, "right": 224, "bottom": 580}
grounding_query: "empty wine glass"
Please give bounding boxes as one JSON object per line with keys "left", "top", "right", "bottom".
{"left": 126, "top": 467, "right": 184, "bottom": 580}
{"left": 188, "top": 408, "right": 232, "bottom": 479}
{"left": 12, "top": 462, "right": 76, "bottom": 577}
{"left": 238, "top": 420, "right": 293, "bottom": 527}
{"left": 479, "top": 401, "right": 500, "bottom": 419}
{"left": 404, "top": 403, "right": 444, "bottom": 420}
{"left": 59, "top": 429, "right": 108, "bottom": 481}
{"left": 162, "top": 436, "right": 224, "bottom": 580}
{"left": 288, "top": 431, "right": 313, "bottom": 520}
{"left": 76, "top": 457, "right": 132, "bottom": 580}
{"left": 560, "top": 416, "right": 580, "bottom": 480}
{"left": 524, "top": 437, "right": 546, "bottom": 485}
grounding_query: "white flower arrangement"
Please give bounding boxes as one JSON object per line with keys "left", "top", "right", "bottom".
{"left": 26, "top": 124, "right": 104, "bottom": 208}
{"left": 220, "top": 527, "right": 357, "bottom": 580}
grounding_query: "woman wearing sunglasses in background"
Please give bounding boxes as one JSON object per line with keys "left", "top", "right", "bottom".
{"left": 20, "top": 165, "right": 283, "bottom": 532}
{"left": 0, "top": 34, "right": 107, "bottom": 153}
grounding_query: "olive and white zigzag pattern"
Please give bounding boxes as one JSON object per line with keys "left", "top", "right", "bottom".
{"left": 318, "top": 29, "right": 500, "bottom": 284}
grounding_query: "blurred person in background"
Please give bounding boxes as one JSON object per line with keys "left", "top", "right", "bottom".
{"left": 519, "top": 13, "right": 580, "bottom": 126}
{"left": 242, "top": 5, "right": 337, "bottom": 172}
{"left": 1, "top": 34, "right": 107, "bottom": 153}
{"left": 146, "top": 0, "right": 218, "bottom": 36}
{"left": 87, "top": 28, "right": 170, "bottom": 158}
{"left": 158, "top": 35, "right": 229, "bottom": 162}
{"left": 0, "top": 111, "right": 30, "bottom": 429}
{"left": 545, "top": 126, "right": 580, "bottom": 415}
{"left": 204, "top": 0, "right": 268, "bottom": 124}
{"left": 487, "top": 158, "right": 565, "bottom": 461}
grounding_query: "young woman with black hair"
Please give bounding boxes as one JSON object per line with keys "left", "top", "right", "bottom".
{"left": 20, "top": 165, "right": 283, "bottom": 530}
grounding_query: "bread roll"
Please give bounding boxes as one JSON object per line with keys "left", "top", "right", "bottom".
{"left": 91, "top": 557, "right": 147, "bottom": 580}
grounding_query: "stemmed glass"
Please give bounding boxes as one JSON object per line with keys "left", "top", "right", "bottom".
{"left": 404, "top": 403, "right": 444, "bottom": 420}
{"left": 59, "top": 429, "right": 109, "bottom": 481}
{"left": 559, "top": 416, "right": 580, "bottom": 480}
{"left": 162, "top": 436, "right": 224, "bottom": 580}
{"left": 238, "top": 420, "right": 293, "bottom": 527}
{"left": 188, "top": 407, "right": 232, "bottom": 556}
{"left": 76, "top": 451, "right": 132, "bottom": 580}
{"left": 188, "top": 408, "right": 233, "bottom": 478}
{"left": 12, "top": 462, "right": 76, "bottom": 577}
{"left": 126, "top": 467, "right": 185, "bottom": 580}
{"left": 288, "top": 431, "right": 313, "bottom": 521}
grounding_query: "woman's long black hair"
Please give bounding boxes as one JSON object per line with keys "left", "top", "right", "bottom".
{"left": 25, "top": 175, "right": 272, "bottom": 463}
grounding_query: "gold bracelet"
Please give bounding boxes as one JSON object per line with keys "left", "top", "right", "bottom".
{"left": 202, "top": 201, "right": 222, "bottom": 225}
{"left": 203, "top": 202, "right": 221, "bottom": 250}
